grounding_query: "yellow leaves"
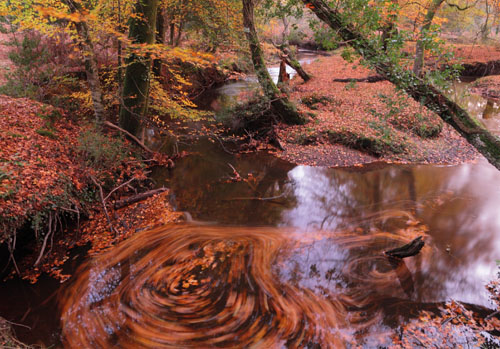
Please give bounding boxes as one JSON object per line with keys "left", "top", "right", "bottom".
{"left": 36, "top": 5, "right": 86, "bottom": 23}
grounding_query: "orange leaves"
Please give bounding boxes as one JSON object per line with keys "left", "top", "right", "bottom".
{"left": 79, "top": 191, "right": 183, "bottom": 256}
{"left": 276, "top": 54, "right": 476, "bottom": 167}
{"left": 36, "top": 5, "right": 87, "bottom": 23}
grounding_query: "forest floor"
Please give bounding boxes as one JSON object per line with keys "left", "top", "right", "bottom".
{"left": 275, "top": 54, "right": 480, "bottom": 167}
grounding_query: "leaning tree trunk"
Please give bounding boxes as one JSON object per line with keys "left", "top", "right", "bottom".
{"left": 413, "top": 0, "right": 444, "bottom": 76}
{"left": 119, "top": 0, "right": 159, "bottom": 135}
{"left": 281, "top": 46, "right": 311, "bottom": 82}
{"left": 302, "top": 0, "right": 500, "bottom": 171}
{"left": 64, "top": 0, "right": 104, "bottom": 122}
{"left": 242, "top": 0, "right": 304, "bottom": 124}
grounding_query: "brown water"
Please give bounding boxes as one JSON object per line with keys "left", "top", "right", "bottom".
{"left": 3, "top": 56, "right": 500, "bottom": 347}
{"left": 447, "top": 77, "right": 500, "bottom": 135}
{"left": 56, "top": 147, "right": 500, "bottom": 347}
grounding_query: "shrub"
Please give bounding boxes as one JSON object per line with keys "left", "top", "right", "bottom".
{"left": 0, "top": 32, "right": 55, "bottom": 100}
{"left": 77, "top": 126, "right": 129, "bottom": 173}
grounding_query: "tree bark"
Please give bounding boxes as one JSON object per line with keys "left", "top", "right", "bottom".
{"left": 302, "top": 0, "right": 500, "bottom": 171}
{"left": 242, "top": 0, "right": 305, "bottom": 124}
{"left": 64, "top": 0, "right": 104, "bottom": 122}
{"left": 278, "top": 58, "right": 290, "bottom": 84}
{"left": 119, "top": 0, "right": 159, "bottom": 135}
{"left": 413, "top": 0, "right": 444, "bottom": 76}
{"left": 153, "top": 5, "right": 165, "bottom": 77}
{"left": 482, "top": 0, "right": 491, "bottom": 40}
{"left": 175, "top": 21, "right": 183, "bottom": 47}
{"left": 281, "top": 46, "right": 311, "bottom": 82}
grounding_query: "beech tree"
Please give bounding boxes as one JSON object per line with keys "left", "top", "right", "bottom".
{"left": 119, "top": 0, "right": 159, "bottom": 135}
{"left": 63, "top": 0, "right": 104, "bottom": 122}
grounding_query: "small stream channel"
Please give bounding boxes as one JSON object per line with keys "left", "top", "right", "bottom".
{"left": 2, "top": 52, "right": 500, "bottom": 347}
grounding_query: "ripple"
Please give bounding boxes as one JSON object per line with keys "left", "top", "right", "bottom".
{"left": 60, "top": 224, "right": 357, "bottom": 348}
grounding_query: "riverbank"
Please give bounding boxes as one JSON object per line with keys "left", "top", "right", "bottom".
{"left": 274, "top": 54, "right": 479, "bottom": 167}
{"left": 471, "top": 75, "right": 500, "bottom": 100}
{"left": 0, "top": 95, "right": 177, "bottom": 282}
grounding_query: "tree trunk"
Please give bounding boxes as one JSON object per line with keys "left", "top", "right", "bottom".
{"left": 153, "top": 6, "right": 165, "bottom": 77}
{"left": 302, "top": 0, "right": 500, "bottom": 171}
{"left": 175, "top": 21, "right": 183, "bottom": 47}
{"left": 278, "top": 58, "right": 290, "bottom": 84}
{"left": 282, "top": 46, "right": 311, "bottom": 82}
{"left": 117, "top": 0, "right": 123, "bottom": 94}
{"left": 381, "top": 21, "right": 395, "bottom": 52}
{"left": 64, "top": 0, "right": 104, "bottom": 122}
{"left": 413, "top": 0, "right": 444, "bottom": 76}
{"left": 119, "top": 0, "right": 159, "bottom": 135}
{"left": 242, "top": 0, "right": 304, "bottom": 124}
{"left": 169, "top": 22, "right": 175, "bottom": 45}
{"left": 482, "top": 0, "right": 491, "bottom": 40}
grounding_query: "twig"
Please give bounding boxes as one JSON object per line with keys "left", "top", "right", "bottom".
{"left": 34, "top": 212, "right": 53, "bottom": 266}
{"left": 485, "top": 310, "right": 500, "bottom": 320}
{"left": 90, "top": 176, "right": 116, "bottom": 235}
{"left": 222, "top": 193, "right": 287, "bottom": 206}
{"left": 103, "top": 121, "right": 154, "bottom": 154}
{"left": 227, "top": 163, "right": 241, "bottom": 181}
{"left": 1, "top": 318, "right": 31, "bottom": 330}
{"left": 441, "top": 315, "right": 458, "bottom": 326}
{"left": 104, "top": 177, "right": 137, "bottom": 202}
{"left": 7, "top": 232, "right": 20, "bottom": 276}
{"left": 213, "top": 135, "right": 235, "bottom": 154}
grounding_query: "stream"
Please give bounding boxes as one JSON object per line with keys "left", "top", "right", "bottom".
{"left": 2, "top": 52, "right": 500, "bottom": 347}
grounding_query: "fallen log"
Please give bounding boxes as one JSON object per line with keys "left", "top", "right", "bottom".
{"left": 333, "top": 76, "right": 385, "bottom": 83}
{"left": 385, "top": 236, "right": 425, "bottom": 259}
{"left": 114, "top": 188, "right": 168, "bottom": 209}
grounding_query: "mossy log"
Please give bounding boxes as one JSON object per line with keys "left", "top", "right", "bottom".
{"left": 302, "top": 0, "right": 500, "bottom": 171}
{"left": 333, "top": 76, "right": 385, "bottom": 83}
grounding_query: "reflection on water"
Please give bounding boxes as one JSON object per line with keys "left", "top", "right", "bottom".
{"left": 447, "top": 79, "right": 500, "bottom": 135}
{"left": 60, "top": 155, "right": 500, "bottom": 346}
{"left": 164, "top": 154, "right": 500, "bottom": 310}
{"left": 195, "top": 50, "right": 319, "bottom": 112}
